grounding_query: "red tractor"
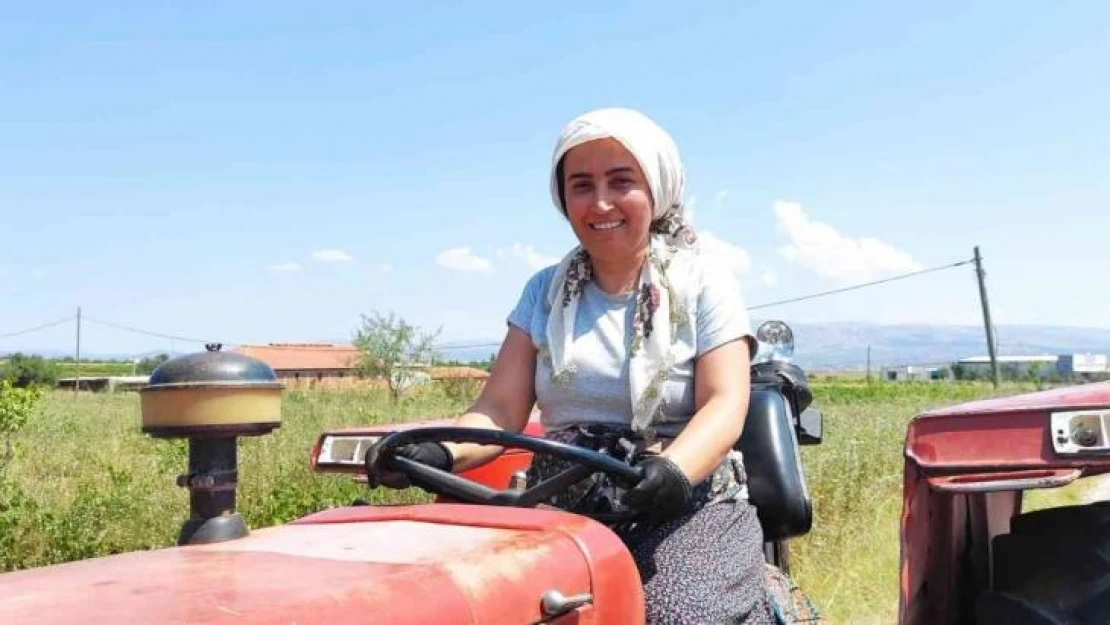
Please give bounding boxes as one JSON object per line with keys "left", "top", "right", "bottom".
{"left": 2, "top": 334, "right": 1109, "bottom": 624}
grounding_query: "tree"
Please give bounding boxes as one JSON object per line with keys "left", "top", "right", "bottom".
{"left": 0, "top": 379, "right": 45, "bottom": 475}
{"left": 136, "top": 353, "right": 171, "bottom": 375}
{"left": 1, "top": 353, "right": 59, "bottom": 389}
{"left": 352, "top": 311, "right": 441, "bottom": 402}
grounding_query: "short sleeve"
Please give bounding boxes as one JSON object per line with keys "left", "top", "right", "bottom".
{"left": 507, "top": 266, "right": 555, "bottom": 338}
{"left": 695, "top": 262, "right": 756, "bottom": 358}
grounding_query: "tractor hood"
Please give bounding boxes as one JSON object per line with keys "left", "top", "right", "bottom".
{"left": 0, "top": 504, "right": 643, "bottom": 625}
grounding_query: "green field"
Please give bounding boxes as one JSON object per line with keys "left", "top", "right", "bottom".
{"left": 0, "top": 360, "right": 137, "bottom": 378}
{"left": 0, "top": 380, "right": 1085, "bottom": 623}
{"left": 54, "top": 361, "right": 136, "bottom": 377}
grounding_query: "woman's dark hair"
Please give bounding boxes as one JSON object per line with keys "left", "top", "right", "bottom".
{"left": 555, "top": 157, "right": 567, "bottom": 216}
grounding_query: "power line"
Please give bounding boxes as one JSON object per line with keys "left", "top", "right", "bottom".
{"left": 81, "top": 316, "right": 216, "bottom": 344}
{"left": 433, "top": 341, "right": 503, "bottom": 350}
{"left": 79, "top": 315, "right": 501, "bottom": 352}
{"left": 7, "top": 255, "right": 977, "bottom": 353}
{"left": 0, "top": 315, "right": 75, "bottom": 340}
{"left": 747, "top": 258, "right": 974, "bottom": 312}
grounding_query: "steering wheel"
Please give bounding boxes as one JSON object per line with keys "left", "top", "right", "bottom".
{"left": 367, "top": 427, "right": 645, "bottom": 519}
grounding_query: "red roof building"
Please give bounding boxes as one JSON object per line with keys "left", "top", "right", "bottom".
{"left": 230, "top": 343, "right": 489, "bottom": 390}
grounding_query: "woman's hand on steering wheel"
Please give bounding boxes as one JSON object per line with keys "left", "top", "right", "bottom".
{"left": 621, "top": 455, "right": 693, "bottom": 524}
{"left": 366, "top": 440, "right": 454, "bottom": 489}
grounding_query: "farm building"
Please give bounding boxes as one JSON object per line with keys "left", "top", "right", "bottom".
{"left": 230, "top": 343, "right": 489, "bottom": 389}
{"left": 1057, "top": 353, "right": 1109, "bottom": 375}
{"left": 880, "top": 365, "right": 941, "bottom": 382}
{"left": 232, "top": 343, "right": 362, "bottom": 387}
{"left": 56, "top": 376, "right": 150, "bottom": 392}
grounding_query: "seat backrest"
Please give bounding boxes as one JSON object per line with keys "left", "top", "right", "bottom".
{"left": 735, "top": 383, "right": 813, "bottom": 542}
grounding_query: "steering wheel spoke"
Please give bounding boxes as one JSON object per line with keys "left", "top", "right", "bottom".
{"left": 392, "top": 457, "right": 504, "bottom": 503}
{"left": 514, "top": 464, "right": 595, "bottom": 507}
{"left": 368, "top": 427, "right": 646, "bottom": 525}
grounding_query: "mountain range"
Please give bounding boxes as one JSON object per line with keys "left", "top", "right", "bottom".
{"left": 9, "top": 323, "right": 1110, "bottom": 372}
{"left": 434, "top": 322, "right": 1110, "bottom": 371}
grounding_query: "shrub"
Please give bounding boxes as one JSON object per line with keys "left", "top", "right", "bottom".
{"left": 1, "top": 353, "right": 59, "bottom": 389}
{"left": 0, "top": 380, "right": 45, "bottom": 475}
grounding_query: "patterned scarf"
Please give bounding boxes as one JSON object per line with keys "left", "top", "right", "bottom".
{"left": 543, "top": 108, "right": 699, "bottom": 438}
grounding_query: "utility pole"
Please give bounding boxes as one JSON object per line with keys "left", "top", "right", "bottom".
{"left": 973, "top": 247, "right": 1000, "bottom": 388}
{"left": 75, "top": 307, "right": 81, "bottom": 393}
{"left": 866, "top": 345, "right": 872, "bottom": 384}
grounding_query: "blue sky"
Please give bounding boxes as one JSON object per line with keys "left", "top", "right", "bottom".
{"left": 2, "top": 1, "right": 1108, "bottom": 356}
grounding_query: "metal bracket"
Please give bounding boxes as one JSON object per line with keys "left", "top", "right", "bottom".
{"left": 176, "top": 468, "right": 239, "bottom": 491}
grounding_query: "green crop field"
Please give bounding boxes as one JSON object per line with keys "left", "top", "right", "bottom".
{"left": 0, "top": 380, "right": 1091, "bottom": 624}
{"left": 54, "top": 361, "right": 136, "bottom": 377}
{"left": 0, "top": 360, "right": 136, "bottom": 378}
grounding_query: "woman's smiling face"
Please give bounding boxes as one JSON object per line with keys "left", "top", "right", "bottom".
{"left": 560, "top": 138, "right": 654, "bottom": 265}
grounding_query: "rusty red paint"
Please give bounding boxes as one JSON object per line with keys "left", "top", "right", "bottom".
{"left": 0, "top": 504, "right": 643, "bottom": 625}
{"left": 899, "top": 381, "right": 1110, "bottom": 625}
{"left": 0, "top": 546, "right": 475, "bottom": 624}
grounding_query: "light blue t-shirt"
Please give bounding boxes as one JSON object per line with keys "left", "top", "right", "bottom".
{"left": 507, "top": 256, "right": 754, "bottom": 438}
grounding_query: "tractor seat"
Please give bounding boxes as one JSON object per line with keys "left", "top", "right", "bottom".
{"left": 735, "top": 378, "right": 814, "bottom": 542}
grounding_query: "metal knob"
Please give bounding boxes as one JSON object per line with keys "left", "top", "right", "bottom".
{"left": 540, "top": 590, "right": 593, "bottom": 617}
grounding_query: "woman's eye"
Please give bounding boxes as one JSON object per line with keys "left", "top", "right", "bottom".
{"left": 570, "top": 181, "right": 593, "bottom": 193}
{"left": 610, "top": 177, "right": 634, "bottom": 189}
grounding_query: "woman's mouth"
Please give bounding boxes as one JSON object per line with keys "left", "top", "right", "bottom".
{"left": 589, "top": 220, "right": 625, "bottom": 231}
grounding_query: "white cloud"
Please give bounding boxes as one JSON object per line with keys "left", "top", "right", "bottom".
{"left": 500, "top": 242, "right": 560, "bottom": 271}
{"left": 774, "top": 200, "right": 923, "bottom": 283}
{"left": 760, "top": 270, "right": 778, "bottom": 286}
{"left": 698, "top": 231, "right": 751, "bottom": 275}
{"left": 311, "top": 249, "right": 354, "bottom": 262}
{"left": 269, "top": 262, "right": 302, "bottom": 272}
{"left": 436, "top": 247, "right": 492, "bottom": 272}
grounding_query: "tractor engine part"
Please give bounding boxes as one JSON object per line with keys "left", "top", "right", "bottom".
{"left": 139, "top": 343, "right": 282, "bottom": 545}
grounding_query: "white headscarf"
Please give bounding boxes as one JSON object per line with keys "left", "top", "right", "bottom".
{"left": 543, "top": 108, "right": 698, "bottom": 437}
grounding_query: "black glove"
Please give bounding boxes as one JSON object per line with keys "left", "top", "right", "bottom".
{"left": 365, "top": 441, "right": 454, "bottom": 490}
{"left": 620, "top": 455, "right": 693, "bottom": 524}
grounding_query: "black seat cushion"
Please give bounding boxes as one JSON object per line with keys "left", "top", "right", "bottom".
{"left": 977, "top": 591, "right": 1068, "bottom": 625}
{"left": 735, "top": 384, "right": 813, "bottom": 541}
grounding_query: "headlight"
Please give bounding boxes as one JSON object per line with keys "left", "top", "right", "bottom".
{"left": 754, "top": 320, "right": 795, "bottom": 363}
{"left": 313, "top": 434, "right": 381, "bottom": 469}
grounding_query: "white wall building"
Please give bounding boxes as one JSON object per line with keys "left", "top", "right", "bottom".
{"left": 881, "top": 365, "right": 939, "bottom": 381}
{"left": 1057, "top": 353, "right": 1109, "bottom": 375}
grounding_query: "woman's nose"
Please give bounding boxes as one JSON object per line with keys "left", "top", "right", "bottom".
{"left": 592, "top": 196, "right": 617, "bottom": 213}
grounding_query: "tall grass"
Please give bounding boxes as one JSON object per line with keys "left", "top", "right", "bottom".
{"left": 0, "top": 385, "right": 465, "bottom": 571}
{"left": 790, "top": 380, "right": 1044, "bottom": 624}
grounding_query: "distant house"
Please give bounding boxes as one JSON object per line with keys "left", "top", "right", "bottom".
{"left": 232, "top": 343, "right": 362, "bottom": 388}
{"left": 880, "top": 365, "right": 939, "bottom": 382}
{"left": 230, "top": 343, "right": 489, "bottom": 389}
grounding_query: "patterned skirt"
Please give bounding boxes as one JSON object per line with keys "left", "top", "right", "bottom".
{"left": 526, "top": 424, "right": 778, "bottom": 624}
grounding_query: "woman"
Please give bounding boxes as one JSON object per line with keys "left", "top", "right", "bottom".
{"left": 368, "top": 108, "right": 774, "bottom": 624}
